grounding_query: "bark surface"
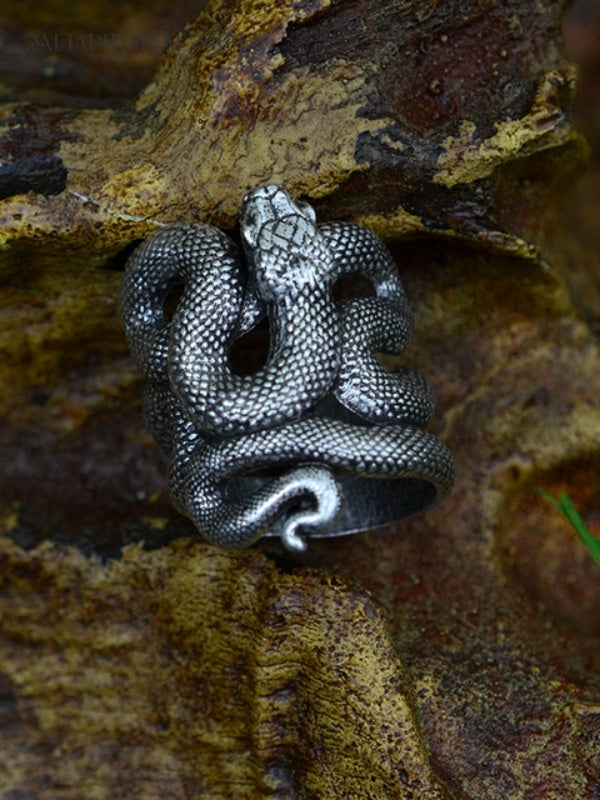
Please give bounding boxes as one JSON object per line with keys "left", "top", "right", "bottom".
{"left": 1, "top": 1, "right": 599, "bottom": 798}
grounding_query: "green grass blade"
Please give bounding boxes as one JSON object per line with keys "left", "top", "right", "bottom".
{"left": 538, "top": 488, "right": 600, "bottom": 568}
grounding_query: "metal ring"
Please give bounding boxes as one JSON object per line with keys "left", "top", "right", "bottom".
{"left": 121, "top": 185, "right": 454, "bottom": 551}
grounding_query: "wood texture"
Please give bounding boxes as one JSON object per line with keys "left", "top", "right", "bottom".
{"left": 1, "top": 0, "right": 599, "bottom": 797}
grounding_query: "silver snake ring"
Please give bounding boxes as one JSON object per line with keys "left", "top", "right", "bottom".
{"left": 122, "top": 185, "right": 454, "bottom": 551}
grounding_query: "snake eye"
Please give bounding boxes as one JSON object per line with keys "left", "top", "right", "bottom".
{"left": 242, "top": 211, "right": 258, "bottom": 247}
{"left": 296, "top": 200, "right": 317, "bottom": 224}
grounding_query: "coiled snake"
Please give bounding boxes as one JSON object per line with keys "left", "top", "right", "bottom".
{"left": 122, "top": 185, "right": 454, "bottom": 551}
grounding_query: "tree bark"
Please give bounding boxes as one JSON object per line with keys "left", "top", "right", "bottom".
{"left": 1, "top": 1, "right": 599, "bottom": 798}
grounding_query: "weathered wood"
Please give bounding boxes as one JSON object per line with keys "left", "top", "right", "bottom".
{"left": 0, "top": 541, "right": 450, "bottom": 799}
{"left": 1, "top": 0, "right": 599, "bottom": 797}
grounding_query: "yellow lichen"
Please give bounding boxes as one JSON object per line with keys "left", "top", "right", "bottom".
{"left": 434, "top": 69, "right": 580, "bottom": 187}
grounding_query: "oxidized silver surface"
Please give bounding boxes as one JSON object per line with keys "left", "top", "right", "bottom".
{"left": 121, "top": 185, "right": 454, "bottom": 551}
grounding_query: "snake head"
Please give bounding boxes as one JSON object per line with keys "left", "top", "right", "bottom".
{"left": 241, "top": 185, "right": 330, "bottom": 301}
{"left": 241, "top": 185, "right": 316, "bottom": 248}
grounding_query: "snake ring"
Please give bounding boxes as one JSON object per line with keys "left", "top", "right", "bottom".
{"left": 121, "top": 185, "right": 454, "bottom": 552}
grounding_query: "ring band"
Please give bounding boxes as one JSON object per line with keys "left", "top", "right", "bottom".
{"left": 228, "top": 476, "right": 439, "bottom": 539}
{"left": 122, "top": 185, "right": 454, "bottom": 551}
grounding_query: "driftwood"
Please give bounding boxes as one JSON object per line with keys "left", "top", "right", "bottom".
{"left": 1, "top": 0, "right": 599, "bottom": 797}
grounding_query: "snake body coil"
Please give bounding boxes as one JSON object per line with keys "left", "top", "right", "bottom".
{"left": 122, "top": 185, "right": 454, "bottom": 551}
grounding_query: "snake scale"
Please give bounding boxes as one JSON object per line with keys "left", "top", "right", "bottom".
{"left": 122, "top": 185, "right": 454, "bottom": 551}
